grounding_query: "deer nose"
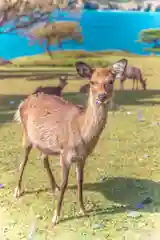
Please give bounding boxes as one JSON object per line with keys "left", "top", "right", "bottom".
{"left": 98, "top": 93, "right": 107, "bottom": 102}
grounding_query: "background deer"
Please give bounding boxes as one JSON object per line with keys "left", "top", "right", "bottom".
{"left": 79, "top": 83, "right": 90, "bottom": 94}
{"left": 32, "top": 75, "right": 68, "bottom": 96}
{"left": 117, "top": 65, "right": 147, "bottom": 90}
{"left": 14, "top": 58, "right": 128, "bottom": 226}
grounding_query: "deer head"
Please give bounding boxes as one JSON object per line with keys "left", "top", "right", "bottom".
{"left": 75, "top": 59, "right": 128, "bottom": 105}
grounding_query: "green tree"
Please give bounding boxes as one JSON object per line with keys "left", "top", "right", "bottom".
{"left": 29, "top": 21, "right": 83, "bottom": 58}
{"left": 137, "top": 28, "right": 160, "bottom": 54}
{"left": 0, "top": 0, "right": 83, "bottom": 58}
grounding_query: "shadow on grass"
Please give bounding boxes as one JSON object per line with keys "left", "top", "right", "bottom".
{"left": 0, "top": 69, "right": 80, "bottom": 81}
{"left": 21, "top": 176, "right": 160, "bottom": 223}
{"left": 0, "top": 94, "right": 27, "bottom": 123}
{"left": 83, "top": 177, "right": 160, "bottom": 209}
{"left": 1, "top": 89, "right": 160, "bottom": 124}
{"left": 115, "top": 89, "right": 160, "bottom": 106}
{"left": 60, "top": 177, "right": 160, "bottom": 222}
{"left": 64, "top": 89, "right": 160, "bottom": 107}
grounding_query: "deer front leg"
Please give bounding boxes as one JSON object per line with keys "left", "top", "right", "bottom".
{"left": 136, "top": 79, "right": 138, "bottom": 90}
{"left": 120, "top": 80, "right": 123, "bottom": 90}
{"left": 132, "top": 79, "right": 135, "bottom": 90}
{"left": 14, "top": 144, "right": 32, "bottom": 198}
{"left": 52, "top": 157, "right": 70, "bottom": 226}
{"left": 76, "top": 160, "right": 86, "bottom": 215}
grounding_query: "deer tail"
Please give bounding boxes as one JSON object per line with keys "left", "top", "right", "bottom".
{"left": 13, "top": 101, "right": 24, "bottom": 123}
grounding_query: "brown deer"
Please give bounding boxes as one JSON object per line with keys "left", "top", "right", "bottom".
{"left": 79, "top": 83, "right": 90, "bottom": 94}
{"left": 13, "top": 58, "right": 128, "bottom": 226}
{"left": 118, "top": 65, "right": 147, "bottom": 90}
{"left": 32, "top": 75, "right": 68, "bottom": 96}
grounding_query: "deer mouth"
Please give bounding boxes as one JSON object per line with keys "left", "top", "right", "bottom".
{"left": 96, "top": 93, "right": 113, "bottom": 105}
{"left": 96, "top": 95, "right": 108, "bottom": 104}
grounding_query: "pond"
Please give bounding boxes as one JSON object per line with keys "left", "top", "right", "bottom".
{"left": 0, "top": 10, "right": 160, "bottom": 60}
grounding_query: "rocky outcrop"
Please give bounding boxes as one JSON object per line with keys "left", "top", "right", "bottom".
{"left": 0, "top": 58, "right": 12, "bottom": 65}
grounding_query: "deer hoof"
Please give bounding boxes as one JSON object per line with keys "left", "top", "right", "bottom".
{"left": 52, "top": 211, "right": 60, "bottom": 226}
{"left": 79, "top": 208, "right": 88, "bottom": 216}
{"left": 14, "top": 186, "right": 23, "bottom": 198}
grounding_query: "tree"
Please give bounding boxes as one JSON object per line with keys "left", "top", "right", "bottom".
{"left": 28, "top": 21, "right": 83, "bottom": 58}
{"left": 0, "top": 0, "right": 83, "bottom": 58}
{"left": 137, "top": 28, "right": 160, "bottom": 54}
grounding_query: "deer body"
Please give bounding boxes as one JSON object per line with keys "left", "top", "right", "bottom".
{"left": 32, "top": 75, "right": 68, "bottom": 96}
{"left": 14, "top": 59, "right": 128, "bottom": 226}
{"left": 118, "top": 65, "right": 146, "bottom": 90}
{"left": 33, "top": 86, "right": 63, "bottom": 96}
{"left": 18, "top": 93, "right": 108, "bottom": 160}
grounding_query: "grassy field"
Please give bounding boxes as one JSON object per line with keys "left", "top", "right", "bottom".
{"left": 0, "top": 51, "right": 160, "bottom": 239}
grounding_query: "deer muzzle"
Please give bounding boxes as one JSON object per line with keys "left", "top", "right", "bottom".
{"left": 96, "top": 93, "right": 108, "bottom": 104}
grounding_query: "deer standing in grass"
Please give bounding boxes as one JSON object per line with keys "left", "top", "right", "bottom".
{"left": 14, "top": 58, "right": 128, "bottom": 226}
{"left": 33, "top": 75, "right": 68, "bottom": 96}
{"left": 118, "top": 65, "right": 147, "bottom": 90}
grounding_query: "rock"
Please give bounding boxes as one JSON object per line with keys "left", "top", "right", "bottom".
{"left": 127, "top": 210, "right": 142, "bottom": 218}
{"left": 0, "top": 58, "right": 12, "bottom": 65}
{"left": 92, "top": 223, "right": 105, "bottom": 230}
{"left": 127, "top": 111, "right": 132, "bottom": 115}
{"left": 0, "top": 184, "right": 4, "bottom": 189}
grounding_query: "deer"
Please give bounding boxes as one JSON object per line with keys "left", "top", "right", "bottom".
{"left": 32, "top": 75, "right": 68, "bottom": 96}
{"left": 79, "top": 83, "right": 90, "bottom": 94}
{"left": 13, "top": 58, "right": 128, "bottom": 226}
{"left": 117, "top": 65, "right": 147, "bottom": 90}
{"left": 33, "top": 74, "right": 84, "bottom": 110}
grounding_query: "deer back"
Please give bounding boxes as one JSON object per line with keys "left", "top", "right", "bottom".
{"left": 33, "top": 86, "right": 62, "bottom": 96}
{"left": 124, "top": 65, "right": 142, "bottom": 80}
{"left": 20, "top": 93, "right": 83, "bottom": 155}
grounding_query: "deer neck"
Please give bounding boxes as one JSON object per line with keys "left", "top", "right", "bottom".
{"left": 80, "top": 90, "right": 109, "bottom": 143}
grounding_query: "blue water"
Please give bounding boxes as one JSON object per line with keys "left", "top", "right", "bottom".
{"left": 0, "top": 10, "right": 160, "bottom": 60}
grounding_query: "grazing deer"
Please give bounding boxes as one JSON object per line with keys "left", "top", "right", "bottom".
{"left": 13, "top": 58, "right": 128, "bottom": 226}
{"left": 33, "top": 75, "right": 68, "bottom": 96}
{"left": 79, "top": 83, "right": 90, "bottom": 94}
{"left": 118, "top": 65, "right": 147, "bottom": 90}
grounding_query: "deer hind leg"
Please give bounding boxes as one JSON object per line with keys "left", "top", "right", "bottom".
{"left": 76, "top": 160, "right": 87, "bottom": 215}
{"left": 132, "top": 79, "right": 135, "bottom": 90}
{"left": 120, "top": 79, "right": 124, "bottom": 90}
{"left": 42, "top": 154, "right": 60, "bottom": 194}
{"left": 14, "top": 133, "right": 32, "bottom": 198}
{"left": 136, "top": 79, "right": 139, "bottom": 90}
{"left": 52, "top": 155, "right": 71, "bottom": 226}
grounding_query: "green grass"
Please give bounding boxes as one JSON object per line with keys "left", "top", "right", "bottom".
{"left": 11, "top": 50, "right": 142, "bottom": 68}
{"left": 0, "top": 51, "right": 160, "bottom": 239}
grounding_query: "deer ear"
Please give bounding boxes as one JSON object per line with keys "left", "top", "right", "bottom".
{"left": 111, "top": 58, "right": 128, "bottom": 77}
{"left": 75, "top": 61, "right": 93, "bottom": 79}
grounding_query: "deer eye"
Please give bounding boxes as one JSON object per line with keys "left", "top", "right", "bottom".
{"left": 90, "top": 81, "right": 96, "bottom": 85}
